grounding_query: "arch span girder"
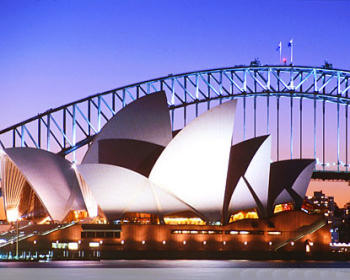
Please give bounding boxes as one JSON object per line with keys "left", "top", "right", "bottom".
{"left": 0, "top": 66, "right": 350, "bottom": 175}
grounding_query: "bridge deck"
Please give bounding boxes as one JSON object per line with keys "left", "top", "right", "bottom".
{"left": 312, "top": 171, "right": 350, "bottom": 181}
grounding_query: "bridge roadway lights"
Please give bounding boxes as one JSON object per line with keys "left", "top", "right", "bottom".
{"left": 312, "top": 171, "right": 350, "bottom": 181}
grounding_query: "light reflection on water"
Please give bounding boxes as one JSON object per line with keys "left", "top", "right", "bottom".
{"left": 0, "top": 261, "right": 350, "bottom": 280}
{"left": 0, "top": 259, "right": 350, "bottom": 268}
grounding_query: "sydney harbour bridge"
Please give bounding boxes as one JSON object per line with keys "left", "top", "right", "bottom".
{"left": 1, "top": 65, "right": 350, "bottom": 181}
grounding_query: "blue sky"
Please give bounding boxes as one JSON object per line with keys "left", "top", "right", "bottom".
{"left": 1, "top": 0, "right": 350, "bottom": 128}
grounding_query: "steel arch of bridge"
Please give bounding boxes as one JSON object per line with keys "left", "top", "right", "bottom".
{"left": 1, "top": 65, "right": 350, "bottom": 178}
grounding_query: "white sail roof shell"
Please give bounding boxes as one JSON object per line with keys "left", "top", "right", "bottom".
{"left": 77, "top": 164, "right": 192, "bottom": 219}
{"left": 83, "top": 91, "right": 172, "bottom": 164}
{"left": 4, "top": 148, "right": 85, "bottom": 221}
{"left": 228, "top": 177, "right": 257, "bottom": 213}
{"left": 291, "top": 161, "right": 315, "bottom": 198}
{"left": 274, "top": 189, "right": 293, "bottom": 205}
{"left": 269, "top": 159, "right": 316, "bottom": 209}
{"left": 149, "top": 100, "right": 237, "bottom": 222}
{"left": 239, "top": 136, "right": 271, "bottom": 210}
{"left": 228, "top": 136, "right": 271, "bottom": 216}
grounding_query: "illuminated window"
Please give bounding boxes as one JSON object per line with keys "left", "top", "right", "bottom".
{"left": 164, "top": 217, "right": 205, "bottom": 225}
{"left": 267, "top": 231, "right": 281, "bottom": 235}
{"left": 52, "top": 242, "right": 68, "bottom": 249}
{"left": 229, "top": 211, "right": 258, "bottom": 222}
{"left": 89, "top": 242, "right": 100, "bottom": 248}
{"left": 171, "top": 229, "right": 223, "bottom": 235}
{"left": 274, "top": 203, "right": 294, "bottom": 214}
{"left": 68, "top": 242, "right": 78, "bottom": 250}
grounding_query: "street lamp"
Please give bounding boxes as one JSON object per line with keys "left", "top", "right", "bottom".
{"left": 7, "top": 208, "right": 19, "bottom": 260}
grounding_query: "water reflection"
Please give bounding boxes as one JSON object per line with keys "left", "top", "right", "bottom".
{"left": 0, "top": 259, "right": 350, "bottom": 268}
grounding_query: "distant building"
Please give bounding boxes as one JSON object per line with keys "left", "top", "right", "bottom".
{"left": 306, "top": 190, "right": 350, "bottom": 246}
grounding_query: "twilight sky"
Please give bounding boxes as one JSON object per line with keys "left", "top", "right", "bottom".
{"left": 1, "top": 0, "right": 350, "bottom": 206}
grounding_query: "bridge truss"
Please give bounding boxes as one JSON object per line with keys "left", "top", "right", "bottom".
{"left": 1, "top": 65, "right": 350, "bottom": 179}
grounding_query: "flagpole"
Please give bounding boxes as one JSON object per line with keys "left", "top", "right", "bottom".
{"left": 290, "top": 39, "right": 293, "bottom": 65}
{"left": 279, "top": 42, "right": 282, "bottom": 64}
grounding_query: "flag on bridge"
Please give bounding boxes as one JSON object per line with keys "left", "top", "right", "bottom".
{"left": 276, "top": 41, "right": 282, "bottom": 52}
{"left": 276, "top": 41, "right": 282, "bottom": 63}
{"left": 288, "top": 39, "right": 294, "bottom": 64}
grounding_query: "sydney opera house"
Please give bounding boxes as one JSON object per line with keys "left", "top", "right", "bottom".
{"left": 0, "top": 92, "right": 331, "bottom": 259}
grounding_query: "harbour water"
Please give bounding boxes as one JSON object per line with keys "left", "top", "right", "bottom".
{"left": 1, "top": 259, "right": 350, "bottom": 268}
{"left": 0, "top": 260, "right": 350, "bottom": 280}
